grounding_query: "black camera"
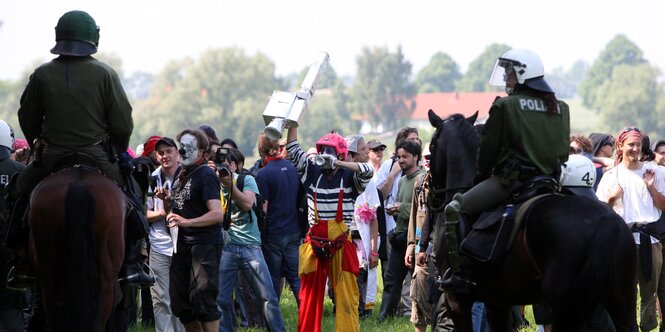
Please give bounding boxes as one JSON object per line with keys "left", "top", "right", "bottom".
{"left": 213, "top": 147, "right": 232, "bottom": 177}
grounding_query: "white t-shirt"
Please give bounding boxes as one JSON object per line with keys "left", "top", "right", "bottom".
{"left": 353, "top": 174, "right": 381, "bottom": 255}
{"left": 596, "top": 163, "right": 665, "bottom": 244}
{"left": 376, "top": 158, "right": 401, "bottom": 233}
{"left": 147, "top": 167, "right": 177, "bottom": 256}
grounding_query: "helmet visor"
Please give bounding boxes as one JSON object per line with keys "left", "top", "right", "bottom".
{"left": 489, "top": 59, "right": 511, "bottom": 87}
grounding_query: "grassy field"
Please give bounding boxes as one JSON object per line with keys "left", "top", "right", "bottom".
{"left": 129, "top": 266, "right": 544, "bottom": 332}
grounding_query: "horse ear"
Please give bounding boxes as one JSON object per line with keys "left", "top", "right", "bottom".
{"left": 428, "top": 109, "right": 442, "bottom": 128}
{"left": 467, "top": 111, "right": 479, "bottom": 125}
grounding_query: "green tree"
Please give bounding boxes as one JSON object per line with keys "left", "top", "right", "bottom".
{"left": 415, "top": 52, "right": 461, "bottom": 93}
{"left": 546, "top": 60, "right": 589, "bottom": 98}
{"left": 578, "top": 34, "right": 646, "bottom": 109}
{"left": 456, "top": 43, "right": 511, "bottom": 92}
{"left": 351, "top": 45, "right": 416, "bottom": 130}
{"left": 132, "top": 47, "right": 284, "bottom": 156}
{"left": 596, "top": 63, "right": 662, "bottom": 134}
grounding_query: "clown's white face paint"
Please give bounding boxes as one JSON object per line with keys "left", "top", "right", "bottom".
{"left": 179, "top": 134, "right": 199, "bottom": 167}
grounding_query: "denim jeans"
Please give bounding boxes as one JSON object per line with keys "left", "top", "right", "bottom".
{"left": 217, "top": 244, "right": 285, "bottom": 332}
{"left": 262, "top": 231, "right": 301, "bottom": 306}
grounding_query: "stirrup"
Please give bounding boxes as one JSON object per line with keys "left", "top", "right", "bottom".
{"left": 119, "top": 263, "right": 155, "bottom": 288}
{"left": 6, "top": 266, "right": 36, "bottom": 291}
{"left": 438, "top": 268, "right": 476, "bottom": 293}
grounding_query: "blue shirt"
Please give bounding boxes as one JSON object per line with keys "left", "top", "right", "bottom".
{"left": 256, "top": 158, "right": 301, "bottom": 236}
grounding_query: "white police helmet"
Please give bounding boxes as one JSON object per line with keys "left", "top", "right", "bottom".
{"left": 560, "top": 154, "right": 597, "bottom": 198}
{"left": 489, "top": 49, "right": 554, "bottom": 93}
{"left": 0, "top": 120, "right": 15, "bottom": 151}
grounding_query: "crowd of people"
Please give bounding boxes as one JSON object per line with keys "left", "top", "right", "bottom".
{"left": 2, "top": 8, "right": 665, "bottom": 332}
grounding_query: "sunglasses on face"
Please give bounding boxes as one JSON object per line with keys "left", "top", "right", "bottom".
{"left": 370, "top": 147, "right": 385, "bottom": 152}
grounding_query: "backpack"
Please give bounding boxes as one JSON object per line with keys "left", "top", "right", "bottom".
{"left": 237, "top": 173, "right": 268, "bottom": 243}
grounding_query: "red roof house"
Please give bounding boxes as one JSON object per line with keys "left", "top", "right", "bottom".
{"left": 411, "top": 92, "right": 505, "bottom": 125}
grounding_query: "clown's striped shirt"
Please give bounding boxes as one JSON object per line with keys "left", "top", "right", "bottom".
{"left": 286, "top": 141, "right": 373, "bottom": 227}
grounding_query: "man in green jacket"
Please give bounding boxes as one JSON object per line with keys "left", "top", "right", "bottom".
{"left": 5, "top": 10, "right": 153, "bottom": 289}
{"left": 440, "top": 49, "right": 570, "bottom": 293}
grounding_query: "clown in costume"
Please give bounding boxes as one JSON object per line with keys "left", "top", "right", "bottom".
{"left": 285, "top": 127, "right": 373, "bottom": 332}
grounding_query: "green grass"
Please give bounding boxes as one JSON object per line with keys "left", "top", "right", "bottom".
{"left": 128, "top": 262, "right": 545, "bottom": 332}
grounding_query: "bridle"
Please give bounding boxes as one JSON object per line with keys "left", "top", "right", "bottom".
{"left": 427, "top": 115, "right": 471, "bottom": 212}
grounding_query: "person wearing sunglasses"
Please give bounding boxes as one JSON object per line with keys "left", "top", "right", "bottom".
{"left": 596, "top": 126, "right": 665, "bottom": 332}
{"left": 367, "top": 139, "right": 387, "bottom": 172}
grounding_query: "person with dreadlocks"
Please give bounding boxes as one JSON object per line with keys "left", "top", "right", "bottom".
{"left": 440, "top": 49, "right": 570, "bottom": 293}
{"left": 596, "top": 127, "right": 665, "bottom": 332}
{"left": 285, "top": 125, "right": 373, "bottom": 332}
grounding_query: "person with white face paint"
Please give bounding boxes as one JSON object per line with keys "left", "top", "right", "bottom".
{"left": 156, "top": 129, "right": 223, "bottom": 332}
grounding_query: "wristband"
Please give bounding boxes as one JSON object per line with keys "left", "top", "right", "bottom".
{"left": 370, "top": 251, "right": 379, "bottom": 257}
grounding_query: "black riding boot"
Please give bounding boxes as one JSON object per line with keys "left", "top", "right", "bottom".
{"left": 118, "top": 193, "right": 155, "bottom": 287}
{"left": 438, "top": 194, "right": 475, "bottom": 293}
{"left": 5, "top": 196, "right": 36, "bottom": 290}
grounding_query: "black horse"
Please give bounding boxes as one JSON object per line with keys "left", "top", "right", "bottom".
{"left": 427, "top": 110, "right": 638, "bottom": 331}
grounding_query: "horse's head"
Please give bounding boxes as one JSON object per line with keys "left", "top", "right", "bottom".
{"left": 427, "top": 109, "right": 480, "bottom": 205}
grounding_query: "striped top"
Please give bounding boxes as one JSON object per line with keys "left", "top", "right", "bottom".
{"left": 286, "top": 141, "right": 374, "bottom": 226}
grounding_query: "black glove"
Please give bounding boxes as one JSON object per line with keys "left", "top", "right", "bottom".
{"left": 118, "top": 151, "right": 133, "bottom": 176}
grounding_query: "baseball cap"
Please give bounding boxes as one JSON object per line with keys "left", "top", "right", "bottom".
{"left": 345, "top": 135, "right": 363, "bottom": 153}
{"left": 156, "top": 137, "right": 177, "bottom": 149}
{"left": 367, "top": 139, "right": 386, "bottom": 150}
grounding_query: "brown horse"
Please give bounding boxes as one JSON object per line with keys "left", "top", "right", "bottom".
{"left": 28, "top": 166, "right": 125, "bottom": 331}
{"left": 427, "top": 110, "right": 637, "bottom": 331}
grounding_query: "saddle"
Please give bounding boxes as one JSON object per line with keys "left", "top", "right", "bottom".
{"left": 50, "top": 152, "right": 100, "bottom": 174}
{"left": 459, "top": 176, "right": 559, "bottom": 266}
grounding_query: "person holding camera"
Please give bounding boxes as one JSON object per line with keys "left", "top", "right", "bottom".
{"left": 285, "top": 126, "right": 373, "bottom": 332}
{"left": 214, "top": 148, "right": 285, "bottom": 332}
{"left": 158, "top": 129, "right": 223, "bottom": 332}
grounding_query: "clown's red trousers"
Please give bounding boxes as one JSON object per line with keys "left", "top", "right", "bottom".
{"left": 298, "top": 219, "right": 360, "bottom": 332}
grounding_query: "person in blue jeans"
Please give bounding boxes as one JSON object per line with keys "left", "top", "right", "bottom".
{"left": 255, "top": 133, "right": 302, "bottom": 306}
{"left": 215, "top": 148, "right": 285, "bottom": 332}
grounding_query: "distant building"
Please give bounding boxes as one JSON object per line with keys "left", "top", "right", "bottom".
{"left": 409, "top": 92, "right": 504, "bottom": 128}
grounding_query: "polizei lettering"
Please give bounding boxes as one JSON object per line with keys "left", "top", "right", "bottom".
{"left": 519, "top": 98, "right": 546, "bottom": 112}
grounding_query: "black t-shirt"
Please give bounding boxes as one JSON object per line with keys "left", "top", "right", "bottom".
{"left": 171, "top": 165, "right": 222, "bottom": 244}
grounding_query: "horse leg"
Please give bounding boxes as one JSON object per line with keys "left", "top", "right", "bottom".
{"left": 484, "top": 304, "right": 513, "bottom": 332}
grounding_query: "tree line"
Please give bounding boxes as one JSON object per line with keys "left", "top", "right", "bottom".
{"left": 0, "top": 34, "right": 663, "bottom": 156}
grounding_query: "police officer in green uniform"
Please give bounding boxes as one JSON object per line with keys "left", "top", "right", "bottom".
{"left": 439, "top": 49, "right": 570, "bottom": 292}
{"left": 5, "top": 10, "right": 154, "bottom": 289}
{"left": 0, "top": 121, "right": 27, "bottom": 331}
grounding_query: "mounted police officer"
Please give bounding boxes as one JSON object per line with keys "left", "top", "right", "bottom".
{"left": 5, "top": 10, "right": 154, "bottom": 289}
{"left": 439, "top": 49, "right": 570, "bottom": 293}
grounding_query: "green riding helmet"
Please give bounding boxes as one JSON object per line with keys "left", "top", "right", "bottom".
{"left": 50, "top": 10, "right": 100, "bottom": 56}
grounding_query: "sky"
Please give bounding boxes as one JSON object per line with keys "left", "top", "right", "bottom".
{"left": 1, "top": 0, "right": 663, "bottom": 81}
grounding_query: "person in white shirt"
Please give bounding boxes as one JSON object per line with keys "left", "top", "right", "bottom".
{"left": 596, "top": 127, "right": 665, "bottom": 332}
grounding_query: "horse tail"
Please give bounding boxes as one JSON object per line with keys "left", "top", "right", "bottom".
{"left": 554, "top": 204, "right": 630, "bottom": 325}
{"left": 58, "top": 180, "right": 99, "bottom": 331}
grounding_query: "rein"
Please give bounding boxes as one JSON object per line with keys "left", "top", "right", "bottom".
{"left": 427, "top": 115, "right": 470, "bottom": 212}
